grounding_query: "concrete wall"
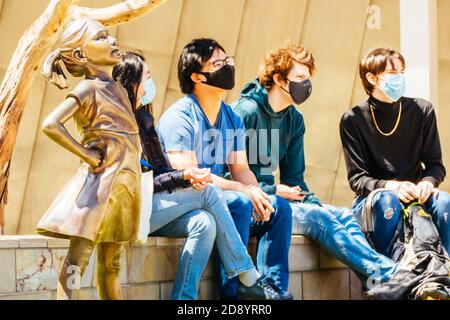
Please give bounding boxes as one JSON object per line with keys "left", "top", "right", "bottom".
{"left": 437, "top": 0, "right": 450, "bottom": 193}
{"left": 0, "top": 0, "right": 447, "bottom": 235}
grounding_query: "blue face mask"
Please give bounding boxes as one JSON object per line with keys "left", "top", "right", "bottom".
{"left": 378, "top": 73, "right": 406, "bottom": 102}
{"left": 140, "top": 78, "right": 157, "bottom": 106}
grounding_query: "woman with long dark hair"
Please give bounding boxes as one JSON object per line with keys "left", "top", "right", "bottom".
{"left": 113, "top": 52, "right": 290, "bottom": 300}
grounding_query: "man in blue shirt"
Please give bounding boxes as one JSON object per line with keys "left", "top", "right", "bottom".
{"left": 158, "top": 38, "right": 293, "bottom": 300}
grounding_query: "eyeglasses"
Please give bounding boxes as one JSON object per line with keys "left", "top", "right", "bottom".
{"left": 205, "top": 56, "right": 235, "bottom": 70}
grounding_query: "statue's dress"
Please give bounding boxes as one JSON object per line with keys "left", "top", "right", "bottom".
{"left": 37, "top": 79, "right": 142, "bottom": 243}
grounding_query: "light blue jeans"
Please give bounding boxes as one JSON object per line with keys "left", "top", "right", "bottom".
{"left": 291, "top": 202, "right": 398, "bottom": 285}
{"left": 149, "top": 184, "right": 255, "bottom": 300}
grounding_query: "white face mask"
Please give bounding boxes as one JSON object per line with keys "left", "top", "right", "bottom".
{"left": 377, "top": 73, "right": 406, "bottom": 102}
{"left": 140, "top": 78, "right": 157, "bottom": 105}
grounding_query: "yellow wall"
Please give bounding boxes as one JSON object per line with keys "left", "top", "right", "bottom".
{"left": 438, "top": 0, "right": 450, "bottom": 193}
{"left": 0, "top": 0, "right": 447, "bottom": 235}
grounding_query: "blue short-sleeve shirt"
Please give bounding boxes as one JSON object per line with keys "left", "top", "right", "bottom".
{"left": 157, "top": 94, "right": 246, "bottom": 176}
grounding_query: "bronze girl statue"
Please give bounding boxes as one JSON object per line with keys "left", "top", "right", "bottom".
{"left": 37, "top": 18, "right": 142, "bottom": 300}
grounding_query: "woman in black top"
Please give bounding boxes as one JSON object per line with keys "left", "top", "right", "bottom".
{"left": 340, "top": 48, "right": 449, "bottom": 257}
{"left": 112, "top": 52, "right": 288, "bottom": 300}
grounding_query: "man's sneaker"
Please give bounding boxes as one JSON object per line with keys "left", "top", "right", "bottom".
{"left": 265, "top": 277, "right": 294, "bottom": 300}
{"left": 237, "top": 276, "right": 294, "bottom": 300}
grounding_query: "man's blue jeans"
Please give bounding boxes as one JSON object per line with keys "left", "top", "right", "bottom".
{"left": 352, "top": 190, "right": 450, "bottom": 257}
{"left": 217, "top": 191, "right": 293, "bottom": 299}
{"left": 150, "top": 185, "right": 255, "bottom": 300}
{"left": 291, "top": 202, "right": 398, "bottom": 285}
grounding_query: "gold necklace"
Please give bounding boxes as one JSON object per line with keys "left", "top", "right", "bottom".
{"left": 370, "top": 101, "right": 402, "bottom": 136}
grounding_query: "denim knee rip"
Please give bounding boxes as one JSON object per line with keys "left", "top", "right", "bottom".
{"left": 383, "top": 208, "right": 395, "bottom": 220}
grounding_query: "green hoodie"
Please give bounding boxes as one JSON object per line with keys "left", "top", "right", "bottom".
{"left": 231, "top": 79, "right": 321, "bottom": 205}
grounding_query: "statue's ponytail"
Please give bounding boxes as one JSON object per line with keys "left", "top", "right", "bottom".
{"left": 42, "top": 49, "right": 69, "bottom": 89}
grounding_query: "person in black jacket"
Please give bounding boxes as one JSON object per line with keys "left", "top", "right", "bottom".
{"left": 113, "top": 52, "right": 291, "bottom": 300}
{"left": 340, "top": 48, "right": 449, "bottom": 257}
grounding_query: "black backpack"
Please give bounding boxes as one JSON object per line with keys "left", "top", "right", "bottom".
{"left": 367, "top": 202, "right": 450, "bottom": 300}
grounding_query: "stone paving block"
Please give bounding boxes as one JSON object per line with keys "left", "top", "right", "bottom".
{"left": 160, "top": 282, "right": 173, "bottom": 300}
{"left": 288, "top": 272, "right": 303, "bottom": 300}
{"left": 47, "top": 238, "right": 70, "bottom": 248}
{"left": 18, "top": 235, "right": 48, "bottom": 248}
{"left": 155, "top": 237, "right": 185, "bottom": 247}
{"left": 199, "top": 279, "right": 219, "bottom": 300}
{"left": 319, "top": 247, "right": 347, "bottom": 269}
{"left": 250, "top": 235, "right": 309, "bottom": 245}
{"left": 291, "top": 235, "right": 310, "bottom": 245}
{"left": 120, "top": 248, "right": 128, "bottom": 285}
{"left": 0, "top": 249, "right": 16, "bottom": 294}
{"left": 0, "top": 236, "right": 20, "bottom": 248}
{"left": 0, "top": 291, "right": 52, "bottom": 300}
{"left": 202, "top": 255, "right": 216, "bottom": 279}
{"left": 122, "top": 286, "right": 129, "bottom": 300}
{"left": 350, "top": 270, "right": 367, "bottom": 300}
{"left": 127, "top": 284, "right": 160, "bottom": 300}
{"left": 302, "top": 269, "right": 350, "bottom": 300}
{"left": 131, "top": 237, "right": 157, "bottom": 247}
{"left": 78, "top": 287, "right": 99, "bottom": 300}
{"left": 289, "top": 244, "right": 320, "bottom": 272}
{"left": 16, "top": 249, "right": 58, "bottom": 292}
{"left": 127, "top": 246, "right": 179, "bottom": 283}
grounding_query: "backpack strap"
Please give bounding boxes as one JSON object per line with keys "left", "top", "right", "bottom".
{"left": 360, "top": 188, "right": 400, "bottom": 253}
{"left": 362, "top": 188, "right": 389, "bottom": 233}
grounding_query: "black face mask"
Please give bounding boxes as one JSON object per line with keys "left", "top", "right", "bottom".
{"left": 199, "top": 65, "right": 235, "bottom": 90}
{"left": 281, "top": 79, "right": 313, "bottom": 105}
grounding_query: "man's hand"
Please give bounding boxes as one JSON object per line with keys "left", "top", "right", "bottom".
{"left": 276, "top": 184, "right": 305, "bottom": 201}
{"left": 416, "top": 181, "right": 438, "bottom": 204}
{"left": 385, "top": 181, "right": 419, "bottom": 203}
{"left": 242, "top": 185, "right": 274, "bottom": 222}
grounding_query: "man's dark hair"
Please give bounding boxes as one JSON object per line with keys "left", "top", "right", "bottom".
{"left": 177, "top": 38, "right": 226, "bottom": 94}
{"left": 359, "top": 48, "right": 405, "bottom": 95}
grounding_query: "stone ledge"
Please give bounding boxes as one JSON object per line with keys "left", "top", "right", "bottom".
{"left": 0, "top": 235, "right": 186, "bottom": 249}
{"left": 0, "top": 235, "right": 361, "bottom": 300}
{"left": 0, "top": 235, "right": 311, "bottom": 248}
{"left": 249, "top": 235, "right": 310, "bottom": 245}
{"left": 0, "top": 237, "right": 20, "bottom": 248}
{"left": 0, "top": 291, "right": 53, "bottom": 300}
